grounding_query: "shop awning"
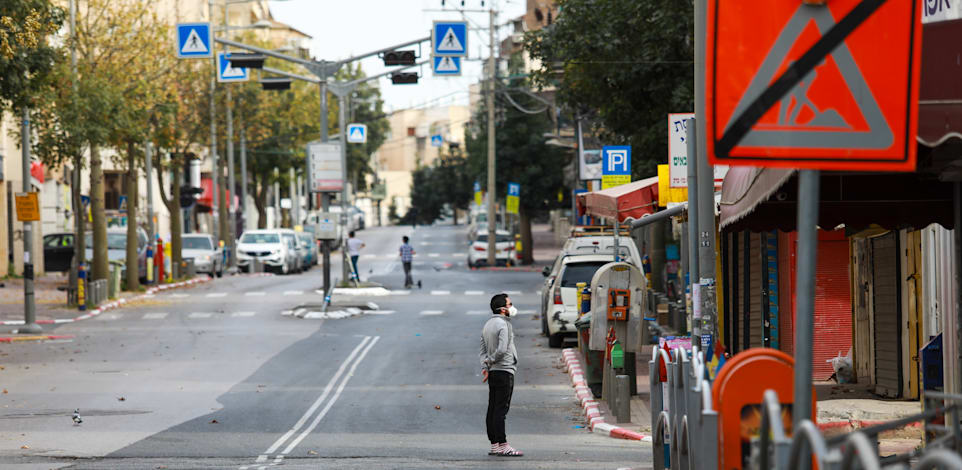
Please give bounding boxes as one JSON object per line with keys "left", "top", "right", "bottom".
{"left": 577, "top": 176, "right": 660, "bottom": 223}
{"left": 718, "top": 167, "right": 953, "bottom": 232}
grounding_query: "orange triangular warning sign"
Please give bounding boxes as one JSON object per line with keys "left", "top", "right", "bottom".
{"left": 724, "top": 5, "right": 893, "bottom": 150}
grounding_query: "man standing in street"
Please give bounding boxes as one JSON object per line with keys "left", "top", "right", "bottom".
{"left": 346, "top": 231, "right": 365, "bottom": 281}
{"left": 480, "top": 293, "right": 523, "bottom": 457}
{"left": 399, "top": 235, "right": 415, "bottom": 288}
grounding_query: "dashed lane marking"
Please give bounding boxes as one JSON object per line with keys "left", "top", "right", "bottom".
{"left": 430, "top": 290, "right": 450, "bottom": 296}
{"left": 171, "top": 293, "right": 190, "bottom": 298}
{"left": 283, "top": 290, "right": 304, "bottom": 295}
{"left": 188, "top": 312, "right": 213, "bottom": 319}
{"left": 231, "top": 311, "right": 257, "bottom": 317}
{"left": 245, "top": 292, "right": 266, "bottom": 297}
{"left": 504, "top": 290, "right": 522, "bottom": 295}
{"left": 466, "top": 310, "right": 488, "bottom": 315}
{"left": 389, "top": 290, "right": 411, "bottom": 295}
{"left": 420, "top": 310, "right": 444, "bottom": 316}
{"left": 465, "top": 290, "right": 484, "bottom": 295}
{"left": 143, "top": 313, "right": 168, "bottom": 320}
{"left": 206, "top": 293, "right": 227, "bottom": 298}
{"left": 428, "top": 253, "right": 440, "bottom": 257}
{"left": 98, "top": 313, "right": 123, "bottom": 321}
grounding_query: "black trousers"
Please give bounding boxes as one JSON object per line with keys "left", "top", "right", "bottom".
{"left": 403, "top": 261, "right": 413, "bottom": 287}
{"left": 486, "top": 370, "right": 514, "bottom": 444}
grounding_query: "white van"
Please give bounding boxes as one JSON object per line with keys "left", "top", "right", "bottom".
{"left": 236, "top": 229, "right": 297, "bottom": 274}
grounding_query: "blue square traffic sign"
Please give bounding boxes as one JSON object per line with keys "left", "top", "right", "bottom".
{"left": 433, "top": 21, "right": 467, "bottom": 56}
{"left": 507, "top": 183, "right": 520, "bottom": 197}
{"left": 432, "top": 56, "right": 462, "bottom": 76}
{"left": 176, "top": 23, "right": 212, "bottom": 59}
{"left": 217, "top": 52, "right": 248, "bottom": 83}
{"left": 602, "top": 146, "right": 632, "bottom": 175}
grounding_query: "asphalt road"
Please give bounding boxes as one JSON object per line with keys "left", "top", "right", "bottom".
{"left": 0, "top": 223, "right": 650, "bottom": 469}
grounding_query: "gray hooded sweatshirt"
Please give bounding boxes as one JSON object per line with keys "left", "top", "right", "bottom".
{"left": 480, "top": 314, "right": 518, "bottom": 374}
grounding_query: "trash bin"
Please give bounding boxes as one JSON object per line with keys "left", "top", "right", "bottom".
{"left": 180, "top": 258, "right": 196, "bottom": 278}
{"left": 108, "top": 261, "right": 123, "bottom": 298}
{"left": 576, "top": 313, "right": 604, "bottom": 398}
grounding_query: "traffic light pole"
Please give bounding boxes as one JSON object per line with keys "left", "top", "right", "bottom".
{"left": 21, "top": 107, "right": 41, "bottom": 334}
{"left": 486, "top": 7, "right": 497, "bottom": 267}
{"left": 208, "top": 0, "right": 219, "bottom": 243}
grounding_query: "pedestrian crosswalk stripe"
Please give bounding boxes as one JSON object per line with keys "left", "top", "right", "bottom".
{"left": 465, "top": 290, "right": 484, "bottom": 295}
{"left": 420, "top": 310, "right": 444, "bottom": 315}
{"left": 283, "top": 290, "right": 303, "bottom": 295}
{"left": 143, "top": 313, "right": 168, "bottom": 320}
{"left": 171, "top": 293, "right": 189, "bottom": 298}
{"left": 99, "top": 313, "right": 123, "bottom": 321}
{"left": 206, "top": 293, "right": 226, "bottom": 298}
{"left": 362, "top": 254, "right": 377, "bottom": 258}
{"left": 245, "top": 292, "right": 265, "bottom": 297}
{"left": 231, "top": 311, "right": 256, "bottom": 317}
{"left": 519, "top": 310, "right": 536, "bottom": 315}
{"left": 389, "top": 290, "right": 411, "bottom": 295}
{"left": 430, "top": 290, "right": 450, "bottom": 295}
{"left": 188, "top": 312, "right": 213, "bottom": 319}
{"left": 466, "top": 310, "right": 488, "bottom": 315}
{"left": 504, "top": 290, "right": 522, "bottom": 295}
{"left": 428, "top": 253, "right": 440, "bottom": 257}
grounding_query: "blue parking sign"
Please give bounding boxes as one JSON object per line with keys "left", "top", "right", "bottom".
{"left": 602, "top": 146, "right": 631, "bottom": 189}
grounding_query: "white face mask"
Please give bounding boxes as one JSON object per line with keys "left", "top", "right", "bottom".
{"left": 504, "top": 306, "right": 518, "bottom": 317}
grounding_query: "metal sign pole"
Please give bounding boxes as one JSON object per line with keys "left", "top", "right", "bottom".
{"left": 793, "top": 169, "right": 820, "bottom": 469}
{"left": 21, "top": 107, "right": 40, "bottom": 334}
{"left": 686, "top": 119, "right": 699, "bottom": 338}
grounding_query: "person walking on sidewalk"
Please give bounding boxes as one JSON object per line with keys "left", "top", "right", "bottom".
{"left": 346, "top": 231, "right": 365, "bottom": 281}
{"left": 399, "top": 236, "right": 416, "bottom": 288}
{"left": 479, "top": 293, "right": 523, "bottom": 457}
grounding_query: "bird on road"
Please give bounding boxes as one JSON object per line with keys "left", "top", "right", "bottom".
{"left": 72, "top": 409, "right": 82, "bottom": 425}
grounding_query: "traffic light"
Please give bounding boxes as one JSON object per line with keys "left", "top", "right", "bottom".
{"left": 227, "top": 53, "right": 265, "bottom": 69}
{"left": 383, "top": 50, "right": 416, "bottom": 66}
{"left": 179, "top": 186, "right": 204, "bottom": 208}
{"left": 390, "top": 72, "right": 419, "bottom": 85}
{"left": 260, "top": 77, "right": 292, "bottom": 91}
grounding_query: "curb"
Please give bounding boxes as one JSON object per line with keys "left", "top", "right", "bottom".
{"left": 1, "top": 276, "right": 212, "bottom": 328}
{"left": 470, "top": 266, "right": 544, "bottom": 272}
{"left": 0, "top": 334, "right": 75, "bottom": 343}
{"left": 816, "top": 418, "right": 924, "bottom": 434}
{"left": 561, "top": 348, "right": 652, "bottom": 442}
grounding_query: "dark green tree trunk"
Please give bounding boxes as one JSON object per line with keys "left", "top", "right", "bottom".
{"left": 125, "top": 141, "right": 139, "bottom": 290}
{"left": 520, "top": 205, "right": 534, "bottom": 265}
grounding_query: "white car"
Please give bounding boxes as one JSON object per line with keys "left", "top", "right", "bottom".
{"left": 467, "top": 230, "right": 515, "bottom": 268}
{"left": 542, "top": 254, "right": 620, "bottom": 348}
{"left": 236, "top": 229, "right": 297, "bottom": 274}
{"left": 181, "top": 234, "right": 223, "bottom": 277}
{"left": 540, "top": 235, "right": 642, "bottom": 330}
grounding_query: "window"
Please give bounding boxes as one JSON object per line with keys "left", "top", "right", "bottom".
{"left": 86, "top": 233, "right": 128, "bottom": 250}
{"left": 240, "top": 233, "right": 280, "bottom": 244}
{"left": 44, "top": 235, "right": 61, "bottom": 248}
{"left": 476, "top": 234, "right": 513, "bottom": 243}
{"left": 62, "top": 234, "right": 74, "bottom": 247}
{"left": 407, "top": 127, "right": 416, "bottom": 137}
{"left": 182, "top": 237, "right": 213, "bottom": 250}
{"left": 560, "top": 262, "right": 609, "bottom": 288}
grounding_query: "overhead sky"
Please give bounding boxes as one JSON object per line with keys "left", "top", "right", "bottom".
{"left": 268, "top": 0, "right": 527, "bottom": 112}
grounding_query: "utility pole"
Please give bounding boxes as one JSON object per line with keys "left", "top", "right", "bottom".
{"left": 320, "top": 82, "right": 331, "bottom": 293}
{"left": 21, "top": 107, "right": 41, "bottom": 334}
{"left": 69, "top": 0, "right": 83, "bottom": 304}
{"left": 289, "top": 167, "right": 296, "bottom": 228}
{"left": 686, "top": 119, "right": 699, "bottom": 337}
{"left": 223, "top": 0, "right": 236, "bottom": 263}
{"left": 145, "top": 141, "right": 154, "bottom": 243}
{"left": 273, "top": 167, "right": 280, "bottom": 228}
{"left": 240, "top": 124, "right": 248, "bottom": 232}
{"left": 208, "top": 0, "right": 219, "bottom": 242}
{"left": 485, "top": 7, "right": 497, "bottom": 266}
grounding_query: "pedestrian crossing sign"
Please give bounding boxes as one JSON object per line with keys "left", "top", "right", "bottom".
{"left": 347, "top": 123, "right": 367, "bottom": 144}
{"left": 217, "top": 52, "right": 248, "bottom": 83}
{"left": 176, "top": 23, "right": 212, "bottom": 59}
{"left": 433, "top": 21, "right": 468, "bottom": 57}
{"left": 432, "top": 56, "right": 462, "bottom": 76}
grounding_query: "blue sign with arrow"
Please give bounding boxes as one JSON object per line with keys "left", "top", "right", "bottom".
{"left": 217, "top": 52, "right": 248, "bottom": 83}
{"left": 176, "top": 23, "right": 212, "bottom": 59}
{"left": 432, "top": 21, "right": 467, "bottom": 56}
{"left": 430, "top": 135, "right": 443, "bottom": 147}
{"left": 432, "top": 56, "right": 462, "bottom": 76}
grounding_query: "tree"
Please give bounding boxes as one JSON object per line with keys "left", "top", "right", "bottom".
{"left": 336, "top": 63, "right": 389, "bottom": 194}
{"left": 465, "top": 57, "right": 568, "bottom": 264}
{"left": 0, "top": 0, "right": 63, "bottom": 110}
{"left": 525, "top": 0, "right": 694, "bottom": 177}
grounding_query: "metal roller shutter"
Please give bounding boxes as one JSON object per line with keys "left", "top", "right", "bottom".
{"left": 872, "top": 232, "right": 902, "bottom": 398}
{"left": 750, "top": 233, "right": 763, "bottom": 348}
{"left": 812, "top": 238, "right": 853, "bottom": 380}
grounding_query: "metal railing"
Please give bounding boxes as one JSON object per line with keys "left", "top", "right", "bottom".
{"left": 649, "top": 343, "right": 962, "bottom": 470}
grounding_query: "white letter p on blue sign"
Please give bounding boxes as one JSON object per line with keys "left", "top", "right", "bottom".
{"left": 602, "top": 146, "right": 631, "bottom": 175}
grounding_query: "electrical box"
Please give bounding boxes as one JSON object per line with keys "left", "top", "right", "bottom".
{"left": 315, "top": 212, "right": 338, "bottom": 240}
{"left": 589, "top": 262, "right": 646, "bottom": 353}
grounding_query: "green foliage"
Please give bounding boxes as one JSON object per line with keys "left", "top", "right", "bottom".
{"left": 336, "top": 63, "right": 389, "bottom": 193}
{"left": 405, "top": 148, "right": 473, "bottom": 224}
{"left": 525, "top": 0, "right": 694, "bottom": 177}
{"left": 0, "top": 0, "right": 63, "bottom": 111}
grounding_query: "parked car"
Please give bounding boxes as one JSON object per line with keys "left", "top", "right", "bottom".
{"left": 236, "top": 229, "right": 296, "bottom": 274}
{"left": 467, "top": 230, "right": 515, "bottom": 268}
{"left": 43, "top": 232, "right": 75, "bottom": 272}
{"left": 539, "top": 234, "right": 643, "bottom": 327}
{"left": 467, "top": 211, "right": 504, "bottom": 241}
{"left": 350, "top": 206, "right": 365, "bottom": 230}
{"left": 295, "top": 231, "right": 318, "bottom": 269}
{"left": 181, "top": 234, "right": 223, "bottom": 277}
{"left": 84, "top": 228, "right": 149, "bottom": 281}
{"left": 280, "top": 230, "right": 304, "bottom": 273}
{"left": 542, "top": 254, "right": 619, "bottom": 348}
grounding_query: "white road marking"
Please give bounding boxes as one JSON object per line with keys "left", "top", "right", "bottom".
{"left": 466, "top": 310, "right": 488, "bottom": 315}
{"left": 365, "top": 310, "right": 396, "bottom": 315}
{"left": 361, "top": 254, "right": 377, "bottom": 259}
{"left": 389, "top": 290, "right": 411, "bottom": 295}
{"left": 519, "top": 310, "right": 536, "bottom": 315}
{"left": 504, "top": 290, "right": 522, "bottom": 295}
{"left": 171, "top": 293, "right": 190, "bottom": 298}
{"left": 188, "top": 312, "right": 213, "bottom": 319}
{"left": 143, "top": 313, "right": 168, "bottom": 320}
{"left": 206, "top": 293, "right": 227, "bottom": 298}
{"left": 428, "top": 253, "right": 440, "bottom": 257}
{"left": 281, "top": 337, "right": 380, "bottom": 455}
{"left": 420, "top": 310, "right": 444, "bottom": 315}
{"left": 231, "top": 311, "right": 257, "bottom": 317}
{"left": 419, "top": 242, "right": 430, "bottom": 246}
{"left": 464, "top": 290, "right": 484, "bottom": 295}
{"left": 283, "top": 290, "right": 304, "bottom": 295}
{"left": 245, "top": 292, "right": 266, "bottom": 297}
{"left": 98, "top": 313, "right": 123, "bottom": 321}
{"left": 430, "top": 290, "right": 450, "bottom": 296}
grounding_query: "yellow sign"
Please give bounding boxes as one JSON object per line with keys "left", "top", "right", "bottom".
{"left": 506, "top": 196, "right": 519, "bottom": 214}
{"left": 601, "top": 174, "right": 630, "bottom": 190}
{"left": 657, "top": 164, "right": 688, "bottom": 207}
{"left": 14, "top": 192, "right": 40, "bottom": 222}
{"left": 474, "top": 190, "right": 482, "bottom": 207}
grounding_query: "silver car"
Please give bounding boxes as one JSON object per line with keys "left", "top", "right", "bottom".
{"left": 181, "top": 234, "right": 223, "bottom": 277}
